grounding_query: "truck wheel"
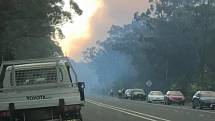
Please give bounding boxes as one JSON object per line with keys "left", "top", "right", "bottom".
{"left": 78, "top": 112, "right": 83, "bottom": 121}
{"left": 70, "top": 119, "right": 82, "bottom": 121}
{"left": 70, "top": 114, "right": 83, "bottom": 121}
{"left": 71, "top": 118, "right": 82, "bottom": 121}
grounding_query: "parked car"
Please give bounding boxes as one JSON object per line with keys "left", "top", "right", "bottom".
{"left": 164, "top": 91, "right": 185, "bottom": 105}
{"left": 118, "top": 88, "right": 126, "bottom": 99}
{"left": 125, "top": 89, "right": 132, "bottom": 99}
{"left": 192, "top": 91, "right": 215, "bottom": 110}
{"left": 130, "top": 89, "right": 146, "bottom": 100}
{"left": 118, "top": 89, "right": 123, "bottom": 98}
{"left": 147, "top": 91, "right": 164, "bottom": 103}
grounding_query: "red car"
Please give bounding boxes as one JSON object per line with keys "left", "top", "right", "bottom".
{"left": 164, "top": 91, "right": 185, "bottom": 105}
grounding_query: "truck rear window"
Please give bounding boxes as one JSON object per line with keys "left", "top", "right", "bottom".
{"left": 15, "top": 68, "right": 58, "bottom": 86}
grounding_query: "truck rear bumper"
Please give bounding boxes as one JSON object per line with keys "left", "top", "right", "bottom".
{"left": 0, "top": 99, "right": 83, "bottom": 121}
{"left": 15, "top": 105, "right": 81, "bottom": 121}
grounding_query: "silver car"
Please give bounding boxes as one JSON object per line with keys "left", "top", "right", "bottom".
{"left": 131, "top": 89, "right": 146, "bottom": 100}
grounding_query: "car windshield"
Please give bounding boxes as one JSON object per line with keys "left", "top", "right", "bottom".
{"left": 132, "top": 89, "right": 144, "bottom": 92}
{"left": 168, "top": 91, "right": 183, "bottom": 96}
{"left": 150, "top": 91, "right": 163, "bottom": 95}
{"left": 200, "top": 91, "right": 215, "bottom": 97}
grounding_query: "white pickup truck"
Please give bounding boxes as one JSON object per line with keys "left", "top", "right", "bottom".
{"left": 0, "top": 57, "right": 85, "bottom": 121}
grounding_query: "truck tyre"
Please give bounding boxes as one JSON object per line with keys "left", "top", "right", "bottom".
{"left": 68, "top": 113, "right": 82, "bottom": 121}
{"left": 75, "top": 111, "right": 83, "bottom": 121}
{"left": 78, "top": 113, "right": 83, "bottom": 121}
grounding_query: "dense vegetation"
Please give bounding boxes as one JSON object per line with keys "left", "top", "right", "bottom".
{"left": 0, "top": 0, "right": 82, "bottom": 61}
{"left": 84, "top": 0, "right": 215, "bottom": 96}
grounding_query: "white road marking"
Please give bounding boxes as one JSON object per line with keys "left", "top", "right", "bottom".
{"left": 87, "top": 99, "right": 158, "bottom": 121}
{"left": 87, "top": 95, "right": 215, "bottom": 115}
{"left": 134, "top": 100, "right": 215, "bottom": 114}
{"left": 87, "top": 99, "right": 171, "bottom": 121}
{"left": 103, "top": 95, "right": 215, "bottom": 114}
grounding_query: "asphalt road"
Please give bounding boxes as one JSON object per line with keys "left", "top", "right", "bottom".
{"left": 81, "top": 95, "right": 215, "bottom": 121}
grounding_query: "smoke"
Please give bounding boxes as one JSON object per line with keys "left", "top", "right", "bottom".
{"left": 71, "top": 51, "right": 137, "bottom": 94}
{"left": 60, "top": 0, "right": 149, "bottom": 61}
{"left": 61, "top": 0, "right": 149, "bottom": 94}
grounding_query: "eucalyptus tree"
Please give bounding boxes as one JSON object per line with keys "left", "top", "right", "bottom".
{"left": 0, "top": 0, "right": 82, "bottom": 61}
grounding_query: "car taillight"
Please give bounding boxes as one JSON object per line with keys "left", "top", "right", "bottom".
{"left": 0, "top": 111, "right": 10, "bottom": 117}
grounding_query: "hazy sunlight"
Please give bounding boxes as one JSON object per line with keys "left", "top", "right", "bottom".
{"left": 60, "top": 0, "right": 104, "bottom": 60}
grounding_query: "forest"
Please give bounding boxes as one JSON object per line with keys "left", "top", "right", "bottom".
{"left": 0, "top": 0, "right": 81, "bottom": 61}
{"left": 84, "top": 0, "right": 215, "bottom": 96}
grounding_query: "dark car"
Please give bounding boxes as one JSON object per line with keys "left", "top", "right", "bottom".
{"left": 164, "top": 91, "right": 185, "bottom": 105}
{"left": 130, "top": 89, "right": 146, "bottom": 101}
{"left": 192, "top": 91, "right": 215, "bottom": 110}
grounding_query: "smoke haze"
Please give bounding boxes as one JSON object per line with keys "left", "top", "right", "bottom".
{"left": 64, "top": 0, "right": 149, "bottom": 61}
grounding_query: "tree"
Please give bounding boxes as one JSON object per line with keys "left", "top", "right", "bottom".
{"left": 84, "top": 0, "right": 215, "bottom": 95}
{"left": 0, "top": 0, "right": 82, "bottom": 61}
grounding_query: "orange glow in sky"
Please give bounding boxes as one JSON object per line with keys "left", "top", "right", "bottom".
{"left": 58, "top": 0, "right": 149, "bottom": 61}
{"left": 60, "top": 0, "right": 104, "bottom": 61}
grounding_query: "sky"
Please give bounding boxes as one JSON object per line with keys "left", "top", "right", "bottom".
{"left": 60, "top": 0, "right": 149, "bottom": 61}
